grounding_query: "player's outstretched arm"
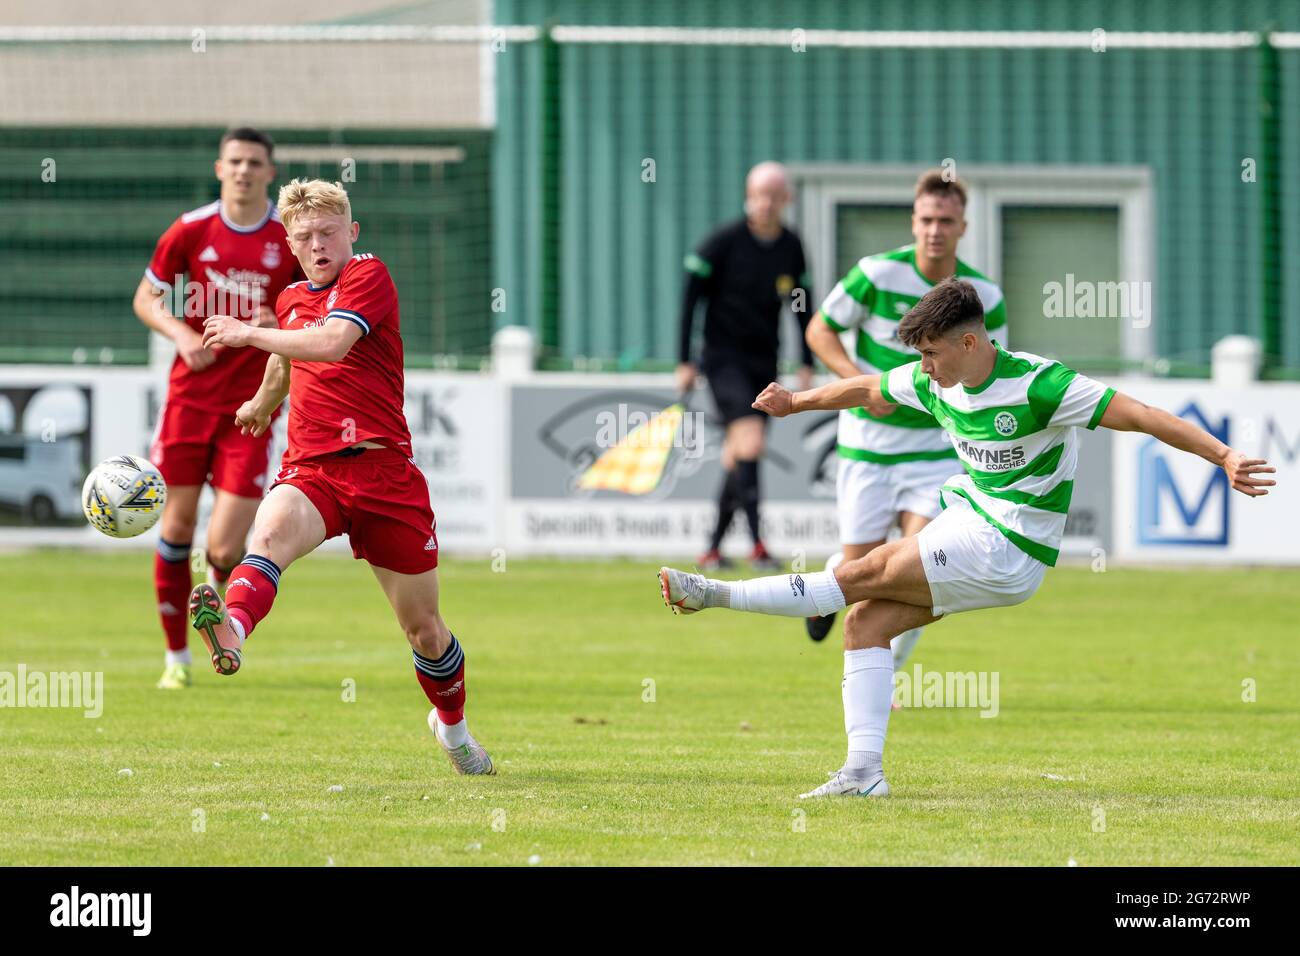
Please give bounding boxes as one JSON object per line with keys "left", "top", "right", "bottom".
{"left": 753, "top": 373, "right": 894, "bottom": 418}
{"left": 201, "top": 314, "right": 362, "bottom": 363}
{"left": 235, "top": 354, "right": 291, "bottom": 438}
{"left": 1099, "top": 391, "right": 1276, "bottom": 497}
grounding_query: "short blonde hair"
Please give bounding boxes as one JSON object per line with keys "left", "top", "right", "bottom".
{"left": 277, "top": 178, "right": 351, "bottom": 231}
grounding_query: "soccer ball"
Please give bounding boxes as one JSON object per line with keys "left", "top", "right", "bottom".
{"left": 82, "top": 455, "right": 167, "bottom": 538}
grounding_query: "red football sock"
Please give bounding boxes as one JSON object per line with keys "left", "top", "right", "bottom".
{"left": 154, "top": 538, "right": 192, "bottom": 652}
{"left": 223, "top": 554, "right": 281, "bottom": 639}
{"left": 413, "top": 636, "right": 466, "bottom": 725}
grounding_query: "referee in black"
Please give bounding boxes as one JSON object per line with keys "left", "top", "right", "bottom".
{"left": 677, "top": 161, "right": 814, "bottom": 571}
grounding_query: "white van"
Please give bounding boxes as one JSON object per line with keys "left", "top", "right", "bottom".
{"left": 0, "top": 434, "right": 84, "bottom": 523}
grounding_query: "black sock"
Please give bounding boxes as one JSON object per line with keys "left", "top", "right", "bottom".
{"left": 735, "top": 459, "right": 761, "bottom": 543}
{"left": 708, "top": 469, "right": 738, "bottom": 551}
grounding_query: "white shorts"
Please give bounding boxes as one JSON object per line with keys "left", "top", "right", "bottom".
{"left": 837, "top": 455, "right": 963, "bottom": 544}
{"left": 915, "top": 494, "right": 1049, "bottom": 616}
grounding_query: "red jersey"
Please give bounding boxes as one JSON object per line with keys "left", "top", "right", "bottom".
{"left": 275, "top": 254, "right": 412, "bottom": 463}
{"left": 145, "top": 200, "right": 302, "bottom": 415}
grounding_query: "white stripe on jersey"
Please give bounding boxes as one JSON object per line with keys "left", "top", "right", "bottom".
{"left": 181, "top": 200, "right": 221, "bottom": 224}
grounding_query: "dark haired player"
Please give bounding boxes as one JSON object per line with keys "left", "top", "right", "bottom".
{"left": 660, "top": 277, "right": 1274, "bottom": 799}
{"left": 133, "top": 127, "right": 301, "bottom": 690}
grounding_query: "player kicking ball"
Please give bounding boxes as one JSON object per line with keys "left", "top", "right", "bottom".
{"left": 659, "top": 277, "right": 1274, "bottom": 799}
{"left": 195, "top": 179, "right": 494, "bottom": 776}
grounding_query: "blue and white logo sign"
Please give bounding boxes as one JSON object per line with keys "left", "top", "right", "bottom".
{"left": 1136, "top": 402, "right": 1228, "bottom": 546}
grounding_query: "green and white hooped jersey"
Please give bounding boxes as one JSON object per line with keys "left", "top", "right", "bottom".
{"left": 819, "top": 245, "right": 1008, "bottom": 464}
{"left": 880, "top": 345, "right": 1115, "bottom": 567}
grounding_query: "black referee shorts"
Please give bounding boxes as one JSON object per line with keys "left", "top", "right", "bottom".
{"left": 702, "top": 355, "right": 778, "bottom": 425}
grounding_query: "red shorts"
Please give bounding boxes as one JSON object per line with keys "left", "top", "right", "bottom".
{"left": 150, "top": 401, "right": 276, "bottom": 498}
{"left": 271, "top": 447, "right": 438, "bottom": 575}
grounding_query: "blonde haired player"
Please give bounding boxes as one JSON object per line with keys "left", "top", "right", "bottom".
{"left": 197, "top": 179, "right": 494, "bottom": 776}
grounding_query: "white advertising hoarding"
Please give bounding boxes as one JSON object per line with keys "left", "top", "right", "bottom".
{"left": 1112, "top": 379, "right": 1300, "bottom": 564}
{"left": 0, "top": 366, "right": 504, "bottom": 555}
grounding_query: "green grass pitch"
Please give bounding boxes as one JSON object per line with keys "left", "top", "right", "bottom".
{"left": 1, "top": 549, "right": 1297, "bottom": 866}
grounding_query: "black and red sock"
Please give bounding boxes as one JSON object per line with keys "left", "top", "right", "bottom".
{"left": 413, "top": 636, "right": 466, "bottom": 726}
{"left": 224, "top": 554, "right": 281, "bottom": 639}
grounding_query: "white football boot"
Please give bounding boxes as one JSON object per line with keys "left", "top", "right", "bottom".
{"left": 658, "top": 567, "right": 719, "bottom": 615}
{"left": 798, "top": 770, "right": 890, "bottom": 800}
{"left": 429, "top": 710, "right": 496, "bottom": 776}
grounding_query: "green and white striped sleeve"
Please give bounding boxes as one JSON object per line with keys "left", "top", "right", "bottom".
{"left": 1036, "top": 364, "right": 1116, "bottom": 430}
{"left": 879, "top": 361, "right": 934, "bottom": 416}
{"left": 818, "top": 262, "right": 874, "bottom": 332}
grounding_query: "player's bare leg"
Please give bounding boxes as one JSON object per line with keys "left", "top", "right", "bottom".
{"left": 805, "top": 538, "right": 880, "bottom": 642}
{"left": 800, "top": 598, "right": 940, "bottom": 799}
{"left": 661, "top": 533, "right": 933, "bottom": 616}
{"left": 190, "top": 484, "right": 324, "bottom": 675}
{"left": 887, "top": 510, "right": 934, "bottom": 667}
{"left": 204, "top": 489, "right": 261, "bottom": 594}
{"left": 155, "top": 484, "right": 200, "bottom": 689}
{"left": 371, "top": 565, "right": 495, "bottom": 776}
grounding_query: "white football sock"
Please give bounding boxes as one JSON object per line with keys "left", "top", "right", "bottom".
{"left": 726, "top": 570, "right": 845, "bottom": 617}
{"left": 843, "top": 647, "right": 893, "bottom": 769}
{"left": 165, "top": 647, "right": 192, "bottom": 667}
{"left": 844, "top": 749, "right": 883, "bottom": 780}
{"left": 228, "top": 616, "right": 247, "bottom": 642}
{"left": 435, "top": 714, "right": 469, "bottom": 749}
{"left": 824, "top": 551, "right": 845, "bottom": 574}
{"left": 891, "top": 628, "right": 923, "bottom": 667}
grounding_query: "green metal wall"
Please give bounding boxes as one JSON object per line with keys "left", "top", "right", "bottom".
{"left": 0, "top": 127, "right": 493, "bottom": 365}
{"left": 493, "top": 0, "right": 1300, "bottom": 371}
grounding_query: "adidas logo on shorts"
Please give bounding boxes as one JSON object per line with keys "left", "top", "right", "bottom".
{"left": 424, "top": 536, "right": 437, "bottom": 551}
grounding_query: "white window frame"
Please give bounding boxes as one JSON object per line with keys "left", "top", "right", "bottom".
{"left": 788, "top": 163, "right": 1155, "bottom": 362}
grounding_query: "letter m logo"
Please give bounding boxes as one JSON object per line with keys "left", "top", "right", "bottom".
{"left": 1136, "top": 402, "right": 1228, "bottom": 546}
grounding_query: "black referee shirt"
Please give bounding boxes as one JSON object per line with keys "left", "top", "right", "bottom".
{"left": 679, "top": 218, "right": 814, "bottom": 369}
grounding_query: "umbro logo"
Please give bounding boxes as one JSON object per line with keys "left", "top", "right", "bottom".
{"left": 424, "top": 536, "right": 438, "bottom": 551}
{"left": 933, "top": 549, "right": 947, "bottom": 567}
{"left": 790, "top": 574, "right": 805, "bottom": 596}
{"left": 198, "top": 245, "right": 219, "bottom": 262}
{"left": 231, "top": 577, "right": 256, "bottom": 590}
